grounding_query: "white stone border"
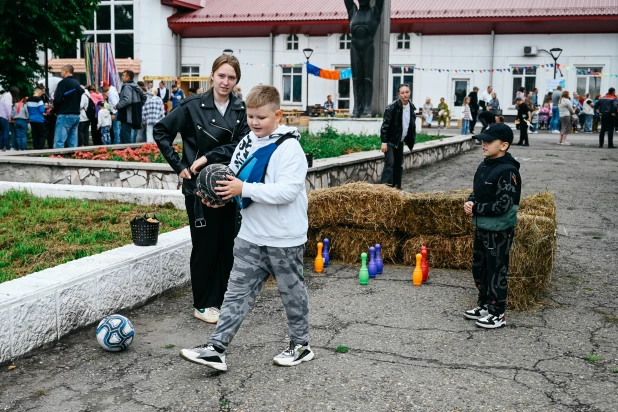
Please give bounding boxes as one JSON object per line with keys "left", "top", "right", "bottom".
{"left": 0, "top": 227, "right": 191, "bottom": 364}
{"left": 0, "top": 182, "right": 186, "bottom": 210}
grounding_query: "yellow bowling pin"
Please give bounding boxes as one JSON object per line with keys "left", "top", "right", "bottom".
{"left": 413, "top": 253, "right": 423, "bottom": 286}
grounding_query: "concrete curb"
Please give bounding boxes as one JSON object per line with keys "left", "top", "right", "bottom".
{"left": 0, "top": 182, "right": 186, "bottom": 210}
{"left": 0, "top": 227, "right": 191, "bottom": 364}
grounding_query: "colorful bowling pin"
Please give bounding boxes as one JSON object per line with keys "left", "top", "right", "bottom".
{"left": 368, "top": 246, "right": 377, "bottom": 278}
{"left": 375, "top": 244, "right": 383, "bottom": 274}
{"left": 359, "top": 252, "right": 369, "bottom": 285}
{"left": 413, "top": 253, "right": 423, "bottom": 286}
{"left": 421, "top": 246, "right": 429, "bottom": 282}
{"left": 315, "top": 242, "right": 324, "bottom": 273}
{"left": 323, "top": 238, "right": 330, "bottom": 267}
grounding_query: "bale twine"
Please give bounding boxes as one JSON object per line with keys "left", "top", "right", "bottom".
{"left": 308, "top": 182, "right": 407, "bottom": 231}
{"left": 306, "top": 226, "right": 401, "bottom": 264}
{"left": 401, "top": 189, "right": 474, "bottom": 236}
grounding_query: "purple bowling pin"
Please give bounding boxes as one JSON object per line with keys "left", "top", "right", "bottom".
{"left": 375, "top": 244, "right": 383, "bottom": 274}
{"left": 368, "top": 246, "right": 377, "bottom": 278}
{"left": 322, "top": 238, "right": 330, "bottom": 267}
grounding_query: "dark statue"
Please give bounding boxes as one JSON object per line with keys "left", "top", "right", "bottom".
{"left": 344, "top": 0, "right": 385, "bottom": 117}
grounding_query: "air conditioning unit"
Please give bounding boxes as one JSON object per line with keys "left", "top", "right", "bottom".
{"left": 524, "top": 46, "right": 538, "bottom": 56}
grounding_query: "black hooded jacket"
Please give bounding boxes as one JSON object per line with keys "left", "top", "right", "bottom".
{"left": 467, "top": 152, "right": 521, "bottom": 230}
{"left": 380, "top": 99, "right": 416, "bottom": 150}
{"left": 154, "top": 90, "right": 250, "bottom": 196}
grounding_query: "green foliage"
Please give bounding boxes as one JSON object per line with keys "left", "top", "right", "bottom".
{"left": 0, "top": 0, "right": 100, "bottom": 93}
{"left": 335, "top": 345, "right": 349, "bottom": 353}
{"left": 300, "top": 126, "right": 446, "bottom": 160}
{"left": 0, "top": 189, "right": 187, "bottom": 283}
{"left": 585, "top": 355, "right": 603, "bottom": 362}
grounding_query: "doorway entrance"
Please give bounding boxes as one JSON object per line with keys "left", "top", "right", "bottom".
{"left": 452, "top": 79, "right": 470, "bottom": 116}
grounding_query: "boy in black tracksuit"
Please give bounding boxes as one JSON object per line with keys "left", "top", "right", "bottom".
{"left": 463, "top": 123, "right": 521, "bottom": 329}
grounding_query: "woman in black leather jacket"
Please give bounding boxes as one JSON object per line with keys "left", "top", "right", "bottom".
{"left": 154, "top": 55, "right": 250, "bottom": 324}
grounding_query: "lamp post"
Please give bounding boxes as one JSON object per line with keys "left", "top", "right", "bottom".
{"left": 223, "top": 49, "right": 234, "bottom": 56}
{"left": 303, "top": 48, "right": 313, "bottom": 115}
{"left": 539, "top": 48, "right": 563, "bottom": 79}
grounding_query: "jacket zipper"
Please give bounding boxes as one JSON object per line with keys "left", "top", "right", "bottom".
{"left": 196, "top": 124, "right": 219, "bottom": 143}
{"left": 211, "top": 121, "right": 234, "bottom": 143}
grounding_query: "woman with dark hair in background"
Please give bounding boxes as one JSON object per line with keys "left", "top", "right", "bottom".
{"left": 154, "top": 55, "right": 250, "bottom": 324}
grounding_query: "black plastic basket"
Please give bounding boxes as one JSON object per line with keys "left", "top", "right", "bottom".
{"left": 130, "top": 214, "right": 160, "bottom": 246}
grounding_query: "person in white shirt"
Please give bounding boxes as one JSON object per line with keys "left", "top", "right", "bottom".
{"left": 102, "top": 82, "right": 120, "bottom": 143}
{"left": 96, "top": 101, "right": 112, "bottom": 144}
{"left": 480, "top": 86, "right": 493, "bottom": 110}
{"left": 78, "top": 88, "right": 91, "bottom": 146}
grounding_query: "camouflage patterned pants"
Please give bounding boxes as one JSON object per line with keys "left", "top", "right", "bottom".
{"left": 472, "top": 227, "right": 514, "bottom": 315}
{"left": 209, "top": 238, "right": 309, "bottom": 351}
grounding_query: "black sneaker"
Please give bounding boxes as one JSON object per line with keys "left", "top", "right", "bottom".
{"left": 475, "top": 313, "right": 506, "bottom": 329}
{"left": 179, "top": 343, "right": 227, "bottom": 371}
{"left": 273, "top": 341, "right": 315, "bottom": 367}
{"left": 463, "top": 305, "right": 489, "bottom": 320}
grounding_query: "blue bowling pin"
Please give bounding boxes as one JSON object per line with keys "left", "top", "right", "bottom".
{"left": 368, "top": 246, "right": 377, "bottom": 278}
{"left": 323, "top": 238, "right": 330, "bottom": 267}
{"left": 375, "top": 244, "right": 383, "bottom": 274}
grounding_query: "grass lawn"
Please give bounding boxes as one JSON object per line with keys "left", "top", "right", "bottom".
{"left": 0, "top": 190, "right": 188, "bottom": 284}
{"left": 300, "top": 128, "right": 447, "bottom": 159}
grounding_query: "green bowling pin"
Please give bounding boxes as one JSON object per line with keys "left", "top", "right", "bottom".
{"left": 359, "top": 252, "right": 369, "bottom": 285}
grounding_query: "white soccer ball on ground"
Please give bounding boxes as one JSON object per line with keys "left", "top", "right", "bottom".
{"left": 96, "top": 314, "right": 135, "bottom": 352}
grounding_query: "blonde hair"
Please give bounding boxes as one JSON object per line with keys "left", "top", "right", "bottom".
{"left": 245, "top": 85, "right": 280, "bottom": 110}
{"left": 210, "top": 54, "right": 242, "bottom": 86}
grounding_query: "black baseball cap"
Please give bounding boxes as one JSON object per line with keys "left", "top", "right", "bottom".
{"left": 474, "top": 123, "right": 514, "bottom": 145}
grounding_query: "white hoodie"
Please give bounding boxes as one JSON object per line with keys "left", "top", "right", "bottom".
{"left": 229, "top": 125, "right": 308, "bottom": 248}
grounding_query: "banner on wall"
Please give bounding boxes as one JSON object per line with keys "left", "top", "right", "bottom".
{"left": 545, "top": 79, "right": 566, "bottom": 91}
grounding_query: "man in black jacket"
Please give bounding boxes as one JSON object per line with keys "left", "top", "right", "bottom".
{"left": 52, "top": 65, "right": 83, "bottom": 148}
{"left": 596, "top": 87, "right": 618, "bottom": 148}
{"left": 115, "top": 70, "right": 147, "bottom": 144}
{"left": 514, "top": 97, "right": 531, "bottom": 146}
{"left": 379, "top": 84, "right": 416, "bottom": 189}
{"left": 468, "top": 87, "right": 480, "bottom": 133}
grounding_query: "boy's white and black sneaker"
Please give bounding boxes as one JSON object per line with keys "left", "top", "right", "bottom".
{"left": 179, "top": 343, "right": 227, "bottom": 371}
{"left": 273, "top": 341, "right": 315, "bottom": 367}
{"left": 475, "top": 313, "right": 506, "bottom": 329}
{"left": 463, "top": 305, "right": 489, "bottom": 320}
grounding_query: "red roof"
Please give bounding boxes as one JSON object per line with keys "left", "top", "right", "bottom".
{"left": 168, "top": 0, "right": 618, "bottom": 37}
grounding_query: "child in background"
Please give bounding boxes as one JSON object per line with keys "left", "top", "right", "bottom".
{"left": 464, "top": 123, "right": 521, "bottom": 329}
{"left": 461, "top": 96, "right": 472, "bottom": 135}
{"left": 179, "top": 85, "right": 313, "bottom": 372}
{"left": 539, "top": 103, "right": 551, "bottom": 130}
{"left": 530, "top": 106, "right": 539, "bottom": 134}
{"left": 97, "top": 101, "right": 112, "bottom": 145}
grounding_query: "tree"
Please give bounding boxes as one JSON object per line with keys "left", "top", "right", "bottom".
{"left": 0, "top": 0, "right": 99, "bottom": 94}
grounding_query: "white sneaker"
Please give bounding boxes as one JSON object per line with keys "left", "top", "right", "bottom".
{"left": 475, "top": 313, "right": 506, "bottom": 329}
{"left": 194, "top": 307, "right": 220, "bottom": 324}
{"left": 562, "top": 141, "right": 571, "bottom": 146}
{"left": 551, "top": 130, "right": 560, "bottom": 134}
{"left": 273, "top": 341, "right": 315, "bottom": 367}
{"left": 463, "top": 305, "right": 489, "bottom": 320}
{"left": 179, "top": 343, "right": 227, "bottom": 371}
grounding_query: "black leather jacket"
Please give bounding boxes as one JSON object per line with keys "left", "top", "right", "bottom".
{"left": 380, "top": 99, "right": 416, "bottom": 150}
{"left": 154, "top": 91, "right": 250, "bottom": 196}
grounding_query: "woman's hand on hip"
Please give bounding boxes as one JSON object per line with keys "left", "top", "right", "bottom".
{"left": 179, "top": 168, "right": 191, "bottom": 179}
{"left": 381, "top": 143, "right": 388, "bottom": 153}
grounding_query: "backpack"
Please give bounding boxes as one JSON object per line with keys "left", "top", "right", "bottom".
{"left": 86, "top": 97, "right": 96, "bottom": 121}
{"left": 234, "top": 135, "right": 295, "bottom": 209}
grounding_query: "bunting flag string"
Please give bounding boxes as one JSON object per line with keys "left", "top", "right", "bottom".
{"left": 84, "top": 43, "right": 120, "bottom": 88}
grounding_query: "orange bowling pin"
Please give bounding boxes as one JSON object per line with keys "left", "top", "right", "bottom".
{"left": 413, "top": 253, "right": 423, "bottom": 286}
{"left": 315, "top": 242, "right": 324, "bottom": 273}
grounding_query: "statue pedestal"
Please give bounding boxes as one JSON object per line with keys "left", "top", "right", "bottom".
{"left": 308, "top": 117, "right": 422, "bottom": 136}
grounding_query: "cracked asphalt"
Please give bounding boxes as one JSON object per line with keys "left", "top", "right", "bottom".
{"left": 1, "top": 132, "right": 617, "bottom": 411}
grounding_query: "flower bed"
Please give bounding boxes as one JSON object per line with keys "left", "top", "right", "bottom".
{"left": 48, "top": 143, "right": 179, "bottom": 163}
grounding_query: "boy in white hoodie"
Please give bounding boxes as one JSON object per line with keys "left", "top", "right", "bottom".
{"left": 179, "top": 85, "right": 313, "bottom": 372}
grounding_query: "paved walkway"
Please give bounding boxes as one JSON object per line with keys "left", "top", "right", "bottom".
{"left": 1, "top": 133, "right": 617, "bottom": 411}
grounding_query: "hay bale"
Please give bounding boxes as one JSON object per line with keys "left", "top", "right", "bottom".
{"left": 519, "top": 192, "right": 557, "bottom": 225}
{"left": 402, "top": 235, "right": 473, "bottom": 270}
{"left": 306, "top": 226, "right": 401, "bottom": 264}
{"left": 308, "top": 182, "right": 407, "bottom": 230}
{"left": 509, "top": 214, "right": 556, "bottom": 310}
{"left": 401, "top": 189, "right": 474, "bottom": 236}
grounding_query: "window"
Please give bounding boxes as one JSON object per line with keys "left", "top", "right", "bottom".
{"left": 397, "top": 33, "right": 410, "bottom": 50}
{"left": 77, "top": 0, "right": 134, "bottom": 59}
{"left": 282, "top": 66, "right": 303, "bottom": 103}
{"left": 391, "top": 67, "right": 413, "bottom": 101}
{"left": 286, "top": 34, "right": 299, "bottom": 51}
{"left": 182, "top": 66, "right": 201, "bottom": 89}
{"left": 511, "top": 66, "right": 536, "bottom": 102}
{"left": 576, "top": 67, "right": 603, "bottom": 98}
{"left": 335, "top": 66, "right": 351, "bottom": 110}
{"left": 339, "top": 34, "right": 351, "bottom": 50}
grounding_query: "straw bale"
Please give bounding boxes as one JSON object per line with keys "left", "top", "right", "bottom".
{"left": 519, "top": 192, "right": 557, "bottom": 226}
{"left": 401, "top": 189, "right": 474, "bottom": 236}
{"left": 402, "top": 235, "right": 473, "bottom": 270}
{"left": 306, "top": 226, "right": 401, "bottom": 264}
{"left": 308, "top": 182, "right": 407, "bottom": 230}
